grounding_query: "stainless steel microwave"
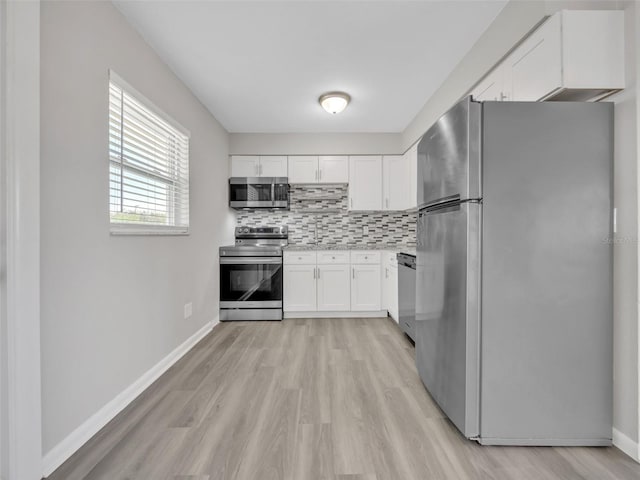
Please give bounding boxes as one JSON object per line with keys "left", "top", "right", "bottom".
{"left": 229, "top": 177, "right": 289, "bottom": 209}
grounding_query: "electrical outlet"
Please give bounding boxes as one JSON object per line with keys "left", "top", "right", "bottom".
{"left": 184, "top": 302, "right": 193, "bottom": 319}
{"left": 363, "top": 225, "right": 369, "bottom": 235}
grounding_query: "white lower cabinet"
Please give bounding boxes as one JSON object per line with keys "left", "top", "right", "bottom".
{"left": 387, "top": 263, "right": 399, "bottom": 322}
{"left": 317, "top": 264, "right": 350, "bottom": 311}
{"left": 383, "top": 252, "right": 399, "bottom": 322}
{"left": 283, "top": 264, "right": 316, "bottom": 312}
{"left": 284, "top": 250, "right": 382, "bottom": 315}
{"left": 351, "top": 264, "right": 381, "bottom": 311}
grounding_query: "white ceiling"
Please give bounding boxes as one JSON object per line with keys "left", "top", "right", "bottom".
{"left": 113, "top": 0, "right": 507, "bottom": 133}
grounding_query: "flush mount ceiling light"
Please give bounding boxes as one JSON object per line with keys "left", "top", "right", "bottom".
{"left": 319, "top": 92, "right": 350, "bottom": 114}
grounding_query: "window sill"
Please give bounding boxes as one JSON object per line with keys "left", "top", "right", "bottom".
{"left": 110, "top": 225, "right": 189, "bottom": 236}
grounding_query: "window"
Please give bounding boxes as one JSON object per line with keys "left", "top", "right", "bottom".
{"left": 109, "top": 71, "right": 190, "bottom": 234}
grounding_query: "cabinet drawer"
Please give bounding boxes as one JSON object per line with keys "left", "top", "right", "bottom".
{"left": 317, "top": 251, "right": 350, "bottom": 264}
{"left": 350, "top": 251, "right": 381, "bottom": 264}
{"left": 284, "top": 251, "right": 317, "bottom": 265}
{"left": 384, "top": 251, "right": 398, "bottom": 265}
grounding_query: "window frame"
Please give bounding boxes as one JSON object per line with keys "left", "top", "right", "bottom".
{"left": 108, "top": 70, "right": 191, "bottom": 236}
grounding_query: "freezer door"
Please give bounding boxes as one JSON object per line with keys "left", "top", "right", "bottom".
{"left": 415, "top": 202, "right": 481, "bottom": 437}
{"left": 417, "top": 96, "right": 481, "bottom": 208}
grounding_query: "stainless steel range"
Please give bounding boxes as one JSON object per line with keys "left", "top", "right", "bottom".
{"left": 219, "top": 226, "right": 287, "bottom": 321}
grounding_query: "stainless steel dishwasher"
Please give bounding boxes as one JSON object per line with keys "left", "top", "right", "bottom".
{"left": 397, "top": 252, "right": 416, "bottom": 342}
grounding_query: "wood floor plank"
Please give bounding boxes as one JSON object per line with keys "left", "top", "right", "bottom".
{"left": 47, "top": 318, "right": 640, "bottom": 480}
{"left": 292, "top": 424, "right": 334, "bottom": 480}
{"left": 299, "top": 334, "right": 332, "bottom": 424}
{"left": 330, "top": 358, "right": 375, "bottom": 476}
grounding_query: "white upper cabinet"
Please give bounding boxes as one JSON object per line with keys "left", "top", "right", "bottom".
{"left": 230, "top": 155, "right": 287, "bottom": 177}
{"left": 259, "top": 156, "right": 288, "bottom": 177}
{"left": 230, "top": 155, "right": 259, "bottom": 177}
{"left": 288, "top": 155, "right": 348, "bottom": 184}
{"left": 318, "top": 156, "right": 349, "bottom": 183}
{"left": 561, "top": 11, "right": 624, "bottom": 92}
{"left": 383, "top": 155, "right": 410, "bottom": 211}
{"left": 349, "top": 156, "right": 383, "bottom": 211}
{"left": 288, "top": 156, "right": 318, "bottom": 183}
{"left": 470, "top": 10, "right": 624, "bottom": 103}
{"left": 471, "top": 63, "right": 510, "bottom": 101}
{"left": 407, "top": 143, "right": 419, "bottom": 210}
{"left": 507, "top": 13, "right": 562, "bottom": 102}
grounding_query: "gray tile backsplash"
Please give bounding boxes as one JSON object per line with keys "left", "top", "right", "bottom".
{"left": 235, "top": 185, "right": 416, "bottom": 246}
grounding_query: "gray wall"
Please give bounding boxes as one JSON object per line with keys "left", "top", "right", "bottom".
{"left": 401, "top": 0, "right": 547, "bottom": 151}
{"left": 40, "top": 1, "right": 234, "bottom": 454}
{"left": 609, "top": 0, "right": 640, "bottom": 446}
{"left": 229, "top": 132, "right": 403, "bottom": 155}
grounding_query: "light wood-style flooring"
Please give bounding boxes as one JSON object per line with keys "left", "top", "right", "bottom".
{"left": 48, "top": 318, "right": 640, "bottom": 480}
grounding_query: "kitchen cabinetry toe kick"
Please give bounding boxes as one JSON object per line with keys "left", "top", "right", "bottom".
{"left": 221, "top": 309, "right": 283, "bottom": 321}
{"left": 284, "top": 311, "right": 388, "bottom": 319}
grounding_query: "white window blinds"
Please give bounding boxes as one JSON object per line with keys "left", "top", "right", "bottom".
{"left": 109, "top": 72, "right": 190, "bottom": 234}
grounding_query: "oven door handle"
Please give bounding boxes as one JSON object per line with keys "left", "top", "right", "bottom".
{"left": 220, "top": 257, "right": 283, "bottom": 265}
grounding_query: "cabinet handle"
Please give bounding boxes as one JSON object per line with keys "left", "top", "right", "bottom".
{"left": 385, "top": 267, "right": 388, "bottom": 278}
{"left": 315, "top": 170, "right": 318, "bottom": 181}
{"left": 352, "top": 268, "right": 355, "bottom": 279}
{"left": 319, "top": 169, "right": 322, "bottom": 180}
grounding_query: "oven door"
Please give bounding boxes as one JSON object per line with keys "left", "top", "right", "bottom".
{"left": 220, "top": 257, "right": 283, "bottom": 308}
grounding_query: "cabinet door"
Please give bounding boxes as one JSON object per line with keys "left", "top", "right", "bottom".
{"left": 318, "top": 156, "right": 348, "bottom": 183}
{"left": 383, "top": 155, "right": 410, "bottom": 211}
{"left": 259, "top": 156, "right": 288, "bottom": 177}
{"left": 349, "top": 156, "right": 382, "bottom": 211}
{"left": 317, "top": 265, "right": 350, "bottom": 311}
{"left": 382, "top": 259, "right": 391, "bottom": 313}
{"left": 471, "top": 67, "right": 504, "bottom": 102}
{"left": 388, "top": 264, "right": 399, "bottom": 322}
{"left": 283, "top": 265, "right": 316, "bottom": 312}
{"left": 508, "top": 13, "right": 562, "bottom": 101}
{"left": 288, "top": 156, "right": 318, "bottom": 184}
{"left": 351, "top": 264, "right": 381, "bottom": 311}
{"left": 561, "top": 10, "right": 625, "bottom": 90}
{"left": 407, "top": 143, "right": 419, "bottom": 209}
{"left": 231, "top": 156, "right": 259, "bottom": 177}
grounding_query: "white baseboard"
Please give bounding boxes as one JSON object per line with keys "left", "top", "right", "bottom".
{"left": 42, "top": 317, "right": 219, "bottom": 477}
{"left": 613, "top": 427, "right": 640, "bottom": 462}
{"left": 284, "top": 310, "right": 388, "bottom": 319}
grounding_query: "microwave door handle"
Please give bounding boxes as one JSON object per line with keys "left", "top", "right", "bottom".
{"left": 271, "top": 183, "right": 275, "bottom": 207}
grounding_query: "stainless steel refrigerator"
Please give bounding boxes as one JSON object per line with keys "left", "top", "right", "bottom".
{"left": 415, "top": 97, "right": 613, "bottom": 446}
